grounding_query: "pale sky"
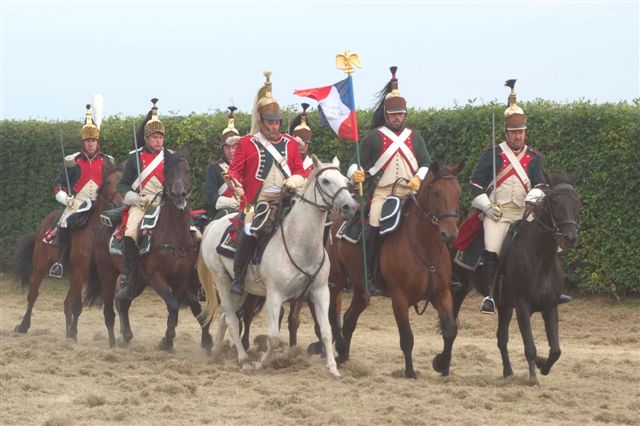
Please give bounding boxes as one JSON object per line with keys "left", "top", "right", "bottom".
{"left": 1, "top": 1, "right": 638, "bottom": 121}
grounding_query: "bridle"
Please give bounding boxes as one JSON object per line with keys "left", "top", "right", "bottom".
{"left": 294, "top": 166, "right": 350, "bottom": 212}
{"left": 408, "top": 174, "right": 460, "bottom": 225}
{"left": 532, "top": 183, "right": 581, "bottom": 240}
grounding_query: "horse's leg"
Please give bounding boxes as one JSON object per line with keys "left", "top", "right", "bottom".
{"left": 336, "top": 284, "right": 368, "bottom": 365}
{"left": 288, "top": 301, "right": 301, "bottom": 348}
{"left": 255, "top": 292, "right": 284, "bottom": 370}
{"left": 514, "top": 302, "right": 538, "bottom": 385}
{"left": 430, "top": 289, "right": 458, "bottom": 377}
{"left": 15, "top": 266, "right": 48, "bottom": 334}
{"left": 536, "top": 306, "right": 561, "bottom": 376}
{"left": 309, "top": 285, "right": 341, "bottom": 378}
{"left": 218, "top": 291, "right": 251, "bottom": 368}
{"left": 451, "top": 264, "right": 472, "bottom": 319}
{"left": 149, "top": 277, "right": 180, "bottom": 351}
{"left": 102, "top": 273, "right": 118, "bottom": 348}
{"left": 210, "top": 312, "right": 228, "bottom": 359}
{"left": 187, "top": 296, "right": 213, "bottom": 352}
{"left": 116, "top": 295, "right": 134, "bottom": 343}
{"left": 306, "top": 301, "right": 325, "bottom": 356}
{"left": 496, "top": 305, "right": 514, "bottom": 378}
{"left": 390, "top": 294, "right": 417, "bottom": 379}
{"left": 64, "top": 261, "right": 86, "bottom": 341}
{"left": 240, "top": 295, "right": 258, "bottom": 351}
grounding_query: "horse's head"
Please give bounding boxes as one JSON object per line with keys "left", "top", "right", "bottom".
{"left": 163, "top": 145, "right": 192, "bottom": 211}
{"left": 540, "top": 171, "right": 582, "bottom": 250}
{"left": 98, "top": 162, "right": 123, "bottom": 208}
{"left": 417, "top": 161, "right": 464, "bottom": 245}
{"left": 304, "top": 155, "right": 357, "bottom": 219}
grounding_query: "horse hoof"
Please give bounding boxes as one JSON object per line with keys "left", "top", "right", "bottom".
{"left": 432, "top": 353, "right": 451, "bottom": 375}
{"left": 307, "top": 342, "right": 323, "bottom": 356}
{"left": 404, "top": 370, "right": 417, "bottom": 379}
{"left": 335, "top": 355, "right": 348, "bottom": 366}
{"left": 159, "top": 338, "right": 174, "bottom": 351}
{"left": 328, "top": 365, "right": 341, "bottom": 378}
{"left": 14, "top": 324, "right": 28, "bottom": 334}
{"left": 253, "top": 361, "right": 263, "bottom": 371}
{"left": 503, "top": 368, "right": 514, "bottom": 378}
{"left": 201, "top": 335, "right": 214, "bottom": 350}
{"left": 528, "top": 376, "right": 540, "bottom": 386}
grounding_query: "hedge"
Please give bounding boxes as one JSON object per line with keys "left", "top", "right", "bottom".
{"left": 1, "top": 100, "right": 638, "bottom": 296}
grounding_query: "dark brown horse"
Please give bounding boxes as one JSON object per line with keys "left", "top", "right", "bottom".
{"left": 85, "top": 146, "right": 212, "bottom": 350}
{"left": 329, "top": 162, "right": 463, "bottom": 378}
{"left": 452, "top": 171, "right": 581, "bottom": 384}
{"left": 14, "top": 163, "right": 123, "bottom": 340}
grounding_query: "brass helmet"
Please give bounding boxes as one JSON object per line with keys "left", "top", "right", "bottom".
{"left": 80, "top": 104, "right": 100, "bottom": 141}
{"left": 290, "top": 103, "right": 312, "bottom": 144}
{"left": 504, "top": 79, "right": 526, "bottom": 130}
{"left": 221, "top": 106, "right": 240, "bottom": 144}
{"left": 384, "top": 66, "right": 407, "bottom": 114}
{"left": 251, "top": 71, "right": 282, "bottom": 134}
{"left": 144, "top": 98, "right": 165, "bottom": 139}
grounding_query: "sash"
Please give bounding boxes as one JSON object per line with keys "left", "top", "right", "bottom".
{"left": 131, "top": 150, "right": 164, "bottom": 191}
{"left": 217, "top": 162, "right": 229, "bottom": 195}
{"left": 253, "top": 134, "right": 292, "bottom": 178}
{"left": 302, "top": 156, "right": 313, "bottom": 171}
{"left": 488, "top": 142, "right": 530, "bottom": 193}
{"left": 368, "top": 127, "right": 417, "bottom": 176}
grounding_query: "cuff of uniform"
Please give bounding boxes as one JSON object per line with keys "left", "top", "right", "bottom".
{"left": 417, "top": 167, "right": 428, "bottom": 180}
{"left": 347, "top": 164, "right": 358, "bottom": 179}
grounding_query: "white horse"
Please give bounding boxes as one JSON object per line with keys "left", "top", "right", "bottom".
{"left": 198, "top": 156, "right": 356, "bottom": 377}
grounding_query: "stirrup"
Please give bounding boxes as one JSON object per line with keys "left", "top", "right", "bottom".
{"left": 49, "top": 263, "right": 64, "bottom": 278}
{"left": 230, "top": 278, "right": 244, "bottom": 295}
{"left": 480, "top": 296, "right": 495, "bottom": 315}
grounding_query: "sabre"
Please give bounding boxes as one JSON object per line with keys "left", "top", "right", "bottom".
{"left": 222, "top": 171, "right": 252, "bottom": 213}
{"left": 58, "top": 122, "right": 72, "bottom": 196}
{"left": 492, "top": 111, "right": 497, "bottom": 204}
{"left": 132, "top": 122, "right": 142, "bottom": 184}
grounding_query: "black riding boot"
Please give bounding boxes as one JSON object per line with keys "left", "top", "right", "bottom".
{"left": 481, "top": 250, "right": 499, "bottom": 314}
{"left": 49, "top": 227, "right": 71, "bottom": 278}
{"left": 366, "top": 225, "right": 383, "bottom": 296}
{"left": 230, "top": 232, "right": 258, "bottom": 295}
{"left": 115, "top": 237, "right": 140, "bottom": 301}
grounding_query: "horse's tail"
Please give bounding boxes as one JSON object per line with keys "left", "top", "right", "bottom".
{"left": 197, "top": 250, "right": 219, "bottom": 326}
{"left": 15, "top": 235, "right": 36, "bottom": 289}
{"left": 83, "top": 252, "right": 103, "bottom": 307}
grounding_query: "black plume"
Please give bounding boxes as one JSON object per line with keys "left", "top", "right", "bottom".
{"left": 134, "top": 109, "right": 153, "bottom": 149}
{"left": 301, "top": 102, "right": 310, "bottom": 112}
{"left": 505, "top": 79, "right": 516, "bottom": 90}
{"left": 227, "top": 106, "right": 237, "bottom": 116}
{"left": 370, "top": 80, "right": 393, "bottom": 129}
{"left": 151, "top": 97, "right": 159, "bottom": 105}
{"left": 289, "top": 112, "right": 303, "bottom": 134}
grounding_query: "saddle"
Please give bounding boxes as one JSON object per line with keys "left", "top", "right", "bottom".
{"left": 42, "top": 201, "right": 93, "bottom": 245}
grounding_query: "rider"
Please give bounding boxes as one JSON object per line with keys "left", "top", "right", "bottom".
{"left": 205, "top": 106, "right": 242, "bottom": 219}
{"left": 115, "top": 98, "right": 167, "bottom": 300}
{"left": 49, "top": 104, "right": 114, "bottom": 278}
{"left": 348, "top": 67, "right": 432, "bottom": 295}
{"left": 227, "top": 71, "right": 305, "bottom": 295}
{"left": 289, "top": 103, "right": 314, "bottom": 178}
{"left": 469, "top": 80, "right": 572, "bottom": 314}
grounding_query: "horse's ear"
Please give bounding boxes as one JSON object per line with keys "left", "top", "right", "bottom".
{"left": 331, "top": 156, "right": 340, "bottom": 168}
{"left": 312, "top": 154, "right": 321, "bottom": 169}
{"left": 430, "top": 161, "right": 440, "bottom": 175}
{"left": 179, "top": 142, "right": 191, "bottom": 159}
{"left": 569, "top": 170, "right": 582, "bottom": 186}
{"left": 450, "top": 161, "right": 465, "bottom": 176}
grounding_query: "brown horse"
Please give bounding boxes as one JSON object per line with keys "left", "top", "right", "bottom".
{"left": 85, "top": 146, "right": 212, "bottom": 350}
{"left": 14, "top": 163, "right": 123, "bottom": 340}
{"left": 451, "top": 171, "right": 582, "bottom": 384}
{"left": 328, "top": 162, "right": 463, "bottom": 378}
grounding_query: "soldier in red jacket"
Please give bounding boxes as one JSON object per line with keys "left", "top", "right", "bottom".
{"left": 49, "top": 105, "right": 114, "bottom": 278}
{"left": 289, "top": 103, "right": 314, "bottom": 178}
{"left": 227, "top": 72, "right": 305, "bottom": 295}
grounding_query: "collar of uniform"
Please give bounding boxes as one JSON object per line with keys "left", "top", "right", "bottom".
{"left": 256, "top": 131, "right": 284, "bottom": 145}
{"left": 80, "top": 147, "right": 101, "bottom": 161}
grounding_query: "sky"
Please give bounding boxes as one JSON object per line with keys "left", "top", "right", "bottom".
{"left": 1, "top": 0, "right": 638, "bottom": 121}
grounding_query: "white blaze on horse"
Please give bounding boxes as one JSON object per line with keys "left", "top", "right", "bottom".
{"left": 198, "top": 156, "right": 356, "bottom": 377}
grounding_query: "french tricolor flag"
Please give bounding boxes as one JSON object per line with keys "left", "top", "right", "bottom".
{"left": 294, "top": 75, "right": 359, "bottom": 142}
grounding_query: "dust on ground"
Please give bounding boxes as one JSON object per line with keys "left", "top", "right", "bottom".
{"left": 1, "top": 277, "right": 639, "bottom": 425}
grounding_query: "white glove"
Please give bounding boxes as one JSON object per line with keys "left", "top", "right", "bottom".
{"left": 471, "top": 193, "right": 502, "bottom": 221}
{"left": 55, "top": 190, "right": 71, "bottom": 207}
{"left": 284, "top": 174, "right": 305, "bottom": 190}
{"left": 216, "top": 196, "right": 240, "bottom": 210}
{"left": 524, "top": 188, "right": 545, "bottom": 205}
{"left": 124, "top": 191, "right": 147, "bottom": 208}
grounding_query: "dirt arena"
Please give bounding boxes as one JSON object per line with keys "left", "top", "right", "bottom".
{"left": 1, "top": 276, "right": 638, "bottom": 426}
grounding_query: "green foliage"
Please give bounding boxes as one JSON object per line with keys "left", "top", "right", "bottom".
{"left": 1, "top": 101, "right": 638, "bottom": 295}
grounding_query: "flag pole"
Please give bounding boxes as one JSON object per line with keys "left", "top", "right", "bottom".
{"left": 336, "top": 50, "right": 371, "bottom": 299}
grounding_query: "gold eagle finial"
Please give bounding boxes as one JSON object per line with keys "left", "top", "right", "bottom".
{"left": 336, "top": 50, "right": 362, "bottom": 75}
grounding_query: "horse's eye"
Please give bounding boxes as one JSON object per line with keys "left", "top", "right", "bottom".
{"left": 322, "top": 178, "right": 330, "bottom": 185}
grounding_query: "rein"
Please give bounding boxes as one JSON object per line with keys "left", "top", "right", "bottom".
{"left": 278, "top": 166, "right": 348, "bottom": 292}
{"left": 408, "top": 175, "right": 459, "bottom": 225}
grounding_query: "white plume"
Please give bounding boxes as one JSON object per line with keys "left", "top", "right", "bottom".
{"left": 91, "top": 94, "right": 104, "bottom": 129}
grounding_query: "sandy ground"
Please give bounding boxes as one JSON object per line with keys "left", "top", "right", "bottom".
{"left": 1, "top": 276, "right": 639, "bottom": 426}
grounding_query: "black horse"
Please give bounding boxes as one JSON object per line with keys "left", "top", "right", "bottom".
{"left": 452, "top": 171, "right": 582, "bottom": 384}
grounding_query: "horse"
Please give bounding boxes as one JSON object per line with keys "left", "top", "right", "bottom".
{"left": 325, "top": 162, "right": 464, "bottom": 379}
{"left": 451, "top": 171, "right": 582, "bottom": 385}
{"left": 14, "top": 163, "right": 123, "bottom": 340}
{"left": 85, "top": 146, "right": 213, "bottom": 350}
{"left": 198, "top": 156, "right": 357, "bottom": 377}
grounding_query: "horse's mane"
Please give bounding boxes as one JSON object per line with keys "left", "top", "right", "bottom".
{"left": 546, "top": 172, "right": 573, "bottom": 187}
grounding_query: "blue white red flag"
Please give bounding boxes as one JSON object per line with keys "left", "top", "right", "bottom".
{"left": 294, "top": 75, "right": 359, "bottom": 141}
